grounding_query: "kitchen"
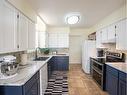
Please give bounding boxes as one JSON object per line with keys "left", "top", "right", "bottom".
{"left": 0, "top": 0, "right": 127, "bottom": 95}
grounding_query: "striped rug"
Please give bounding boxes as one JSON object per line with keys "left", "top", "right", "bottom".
{"left": 44, "top": 71, "right": 68, "bottom": 95}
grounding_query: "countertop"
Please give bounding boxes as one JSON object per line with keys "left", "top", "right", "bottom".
{"left": 106, "top": 62, "right": 127, "bottom": 73}
{"left": 0, "top": 54, "right": 69, "bottom": 86}
{"left": 0, "top": 56, "right": 52, "bottom": 86}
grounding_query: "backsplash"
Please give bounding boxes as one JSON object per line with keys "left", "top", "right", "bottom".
{"left": 0, "top": 51, "right": 25, "bottom": 63}
{"left": 104, "top": 44, "right": 127, "bottom": 62}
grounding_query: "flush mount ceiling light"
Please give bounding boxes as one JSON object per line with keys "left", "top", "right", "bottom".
{"left": 65, "top": 13, "right": 81, "bottom": 25}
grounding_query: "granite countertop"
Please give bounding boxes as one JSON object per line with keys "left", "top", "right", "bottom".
{"left": 0, "top": 56, "right": 52, "bottom": 86}
{"left": 0, "top": 54, "right": 69, "bottom": 86}
{"left": 106, "top": 62, "right": 127, "bottom": 73}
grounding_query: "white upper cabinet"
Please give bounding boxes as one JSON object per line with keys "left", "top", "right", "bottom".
{"left": 0, "top": 1, "right": 17, "bottom": 52}
{"left": 107, "top": 24, "right": 116, "bottom": 43}
{"left": 96, "top": 30, "right": 102, "bottom": 48}
{"left": 28, "top": 20, "right": 36, "bottom": 49}
{"left": 96, "top": 30, "right": 105, "bottom": 48}
{"left": 0, "top": 0, "right": 4, "bottom": 52}
{"left": 116, "top": 19, "right": 127, "bottom": 50}
{"left": 18, "top": 13, "right": 28, "bottom": 51}
{"left": 101, "top": 28, "right": 108, "bottom": 43}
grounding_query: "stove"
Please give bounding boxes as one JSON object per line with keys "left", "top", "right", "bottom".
{"left": 90, "top": 51, "right": 126, "bottom": 90}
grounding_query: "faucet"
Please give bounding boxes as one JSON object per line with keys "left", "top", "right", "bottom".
{"left": 35, "top": 47, "right": 39, "bottom": 59}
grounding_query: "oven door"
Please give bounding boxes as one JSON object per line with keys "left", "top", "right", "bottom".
{"left": 91, "top": 59, "right": 103, "bottom": 73}
{"left": 92, "top": 68, "right": 103, "bottom": 88}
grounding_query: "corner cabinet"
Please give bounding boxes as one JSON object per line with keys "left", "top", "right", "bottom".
{"left": 47, "top": 56, "right": 69, "bottom": 79}
{"left": 52, "top": 56, "right": 69, "bottom": 71}
{"left": 106, "top": 65, "right": 127, "bottom": 95}
{"left": 0, "top": 72, "right": 40, "bottom": 95}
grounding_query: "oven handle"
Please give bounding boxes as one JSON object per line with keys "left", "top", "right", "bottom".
{"left": 92, "top": 67, "right": 103, "bottom": 75}
{"left": 91, "top": 59, "right": 103, "bottom": 66}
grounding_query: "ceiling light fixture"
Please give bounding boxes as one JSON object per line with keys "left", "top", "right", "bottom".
{"left": 65, "top": 13, "right": 81, "bottom": 25}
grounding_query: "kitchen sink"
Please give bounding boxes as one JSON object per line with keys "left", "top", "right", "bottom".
{"left": 33, "top": 57, "right": 49, "bottom": 61}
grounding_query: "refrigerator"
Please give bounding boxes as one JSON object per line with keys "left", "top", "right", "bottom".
{"left": 82, "top": 40, "right": 96, "bottom": 74}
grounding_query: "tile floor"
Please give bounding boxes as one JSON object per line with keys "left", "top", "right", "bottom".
{"left": 68, "top": 64, "right": 108, "bottom": 95}
{"left": 44, "top": 64, "right": 108, "bottom": 95}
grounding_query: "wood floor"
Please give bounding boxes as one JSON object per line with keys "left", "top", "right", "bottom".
{"left": 68, "top": 64, "right": 108, "bottom": 95}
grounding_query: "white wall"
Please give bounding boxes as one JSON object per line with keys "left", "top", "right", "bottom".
{"left": 90, "top": 2, "right": 127, "bottom": 32}
{"left": 69, "top": 28, "right": 91, "bottom": 64}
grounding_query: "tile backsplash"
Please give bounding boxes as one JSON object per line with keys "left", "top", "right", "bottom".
{"left": 104, "top": 44, "right": 127, "bottom": 62}
{"left": 0, "top": 51, "right": 25, "bottom": 63}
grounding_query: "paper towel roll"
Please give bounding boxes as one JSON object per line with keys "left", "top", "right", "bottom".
{"left": 20, "top": 54, "right": 28, "bottom": 65}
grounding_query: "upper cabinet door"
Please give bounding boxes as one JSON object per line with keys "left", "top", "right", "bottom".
{"left": 107, "top": 24, "right": 116, "bottom": 43}
{"left": 28, "top": 20, "right": 36, "bottom": 50}
{"left": 1, "top": 1, "right": 17, "bottom": 52}
{"left": 18, "top": 13, "right": 28, "bottom": 51}
{"left": 0, "top": 0, "right": 4, "bottom": 52}
{"left": 96, "top": 30, "right": 102, "bottom": 48}
{"left": 101, "top": 28, "right": 108, "bottom": 43}
{"left": 116, "top": 19, "right": 127, "bottom": 50}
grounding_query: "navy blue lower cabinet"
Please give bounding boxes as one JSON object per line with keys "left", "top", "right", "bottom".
{"left": 0, "top": 71, "right": 40, "bottom": 95}
{"left": 119, "top": 80, "right": 127, "bottom": 95}
{"left": 106, "top": 72, "right": 118, "bottom": 95}
{"left": 118, "top": 71, "right": 127, "bottom": 95}
{"left": 106, "top": 65, "right": 119, "bottom": 95}
{"left": 53, "top": 56, "right": 69, "bottom": 71}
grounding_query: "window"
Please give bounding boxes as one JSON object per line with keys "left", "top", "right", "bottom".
{"left": 36, "top": 17, "right": 46, "bottom": 48}
{"left": 48, "top": 32, "right": 69, "bottom": 48}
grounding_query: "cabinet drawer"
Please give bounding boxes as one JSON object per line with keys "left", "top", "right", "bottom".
{"left": 119, "top": 71, "right": 127, "bottom": 82}
{"left": 23, "top": 72, "right": 39, "bottom": 94}
{"left": 106, "top": 65, "right": 118, "bottom": 77}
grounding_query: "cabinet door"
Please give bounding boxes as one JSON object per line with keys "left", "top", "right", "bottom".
{"left": 107, "top": 24, "right": 116, "bottom": 43}
{"left": 18, "top": 13, "right": 28, "bottom": 51}
{"left": 28, "top": 20, "right": 36, "bottom": 50}
{"left": 26, "top": 82, "right": 39, "bottom": 95}
{"left": 0, "top": 0, "right": 4, "bottom": 52}
{"left": 116, "top": 19, "right": 127, "bottom": 50}
{"left": 96, "top": 31, "right": 105, "bottom": 48}
{"left": 106, "top": 72, "right": 118, "bottom": 95}
{"left": 119, "top": 80, "right": 127, "bottom": 95}
{"left": 1, "top": 1, "right": 17, "bottom": 52}
{"left": 101, "top": 28, "right": 108, "bottom": 43}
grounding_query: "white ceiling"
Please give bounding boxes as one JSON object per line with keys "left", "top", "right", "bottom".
{"left": 27, "top": 0, "right": 124, "bottom": 28}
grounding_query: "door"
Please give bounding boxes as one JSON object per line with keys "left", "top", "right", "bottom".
{"left": 107, "top": 24, "right": 116, "bottom": 43}
{"left": 106, "top": 72, "right": 118, "bottom": 95}
{"left": 69, "top": 35, "right": 82, "bottom": 64}
{"left": 116, "top": 19, "right": 127, "bottom": 50}
{"left": 1, "top": 1, "right": 17, "bottom": 52}
{"left": 101, "top": 28, "right": 108, "bottom": 43}
{"left": 119, "top": 80, "right": 126, "bottom": 95}
{"left": 0, "top": 0, "right": 4, "bottom": 52}
{"left": 18, "top": 13, "right": 28, "bottom": 51}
